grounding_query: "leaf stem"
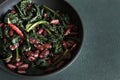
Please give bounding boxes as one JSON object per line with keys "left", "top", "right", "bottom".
{"left": 16, "top": 47, "right": 19, "bottom": 61}
{"left": 26, "top": 20, "right": 49, "bottom": 32}
{"left": 16, "top": 5, "right": 24, "bottom": 16}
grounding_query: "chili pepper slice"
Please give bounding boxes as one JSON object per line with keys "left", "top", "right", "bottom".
{"left": 8, "top": 18, "right": 24, "bottom": 39}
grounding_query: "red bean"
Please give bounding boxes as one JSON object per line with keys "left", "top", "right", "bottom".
{"left": 62, "top": 41, "right": 67, "bottom": 49}
{"left": 28, "top": 56, "right": 36, "bottom": 61}
{"left": 64, "top": 28, "right": 71, "bottom": 36}
{"left": 68, "top": 24, "right": 78, "bottom": 31}
{"left": 7, "top": 64, "right": 16, "bottom": 70}
{"left": 27, "top": 3, "right": 32, "bottom": 10}
{"left": 62, "top": 40, "right": 74, "bottom": 49}
{"left": 29, "top": 38, "right": 39, "bottom": 44}
{"left": 37, "top": 45, "right": 44, "bottom": 51}
{"left": 10, "top": 43, "right": 19, "bottom": 51}
{"left": 34, "top": 44, "right": 38, "bottom": 48}
{"left": 34, "top": 51, "right": 39, "bottom": 58}
{"left": 18, "top": 64, "right": 29, "bottom": 70}
{"left": 39, "top": 55, "right": 44, "bottom": 59}
{"left": 66, "top": 40, "right": 75, "bottom": 48}
{"left": 10, "top": 45, "right": 16, "bottom": 51}
{"left": 34, "top": 53, "right": 39, "bottom": 58}
{"left": 11, "top": 10, "right": 16, "bottom": 14}
{"left": 40, "top": 49, "right": 50, "bottom": 58}
{"left": 30, "top": 53, "right": 35, "bottom": 57}
{"left": 15, "top": 43, "right": 19, "bottom": 48}
{"left": 29, "top": 38, "right": 36, "bottom": 44}
{"left": 15, "top": 62, "right": 23, "bottom": 67}
{"left": 34, "top": 39, "right": 39, "bottom": 44}
{"left": 43, "top": 30, "right": 48, "bottom": 35}
{"left": 50, "top": 19, "right": 59, "bottom": 25}
{"left": 70, "top": 32, "right": 78, "bottom": 36}
{"left": 67, "top": 24, "right": 78, "bottom": 31}
{"left": 44, "top": 13, "right": 48, "bottom": 18}
{"left": 35, "top": 50, "right": 39, "bottom": 54}
{"left": 43, "top": 50, "right": 50, "bottom": 56}
{"left": 38, "top": 28, "right": 44, "bottom": 35}
{"left": 5, "top": 58, "right": 11, "bottom": 63}
{"left": 43, "top": 43, "right": 52, "bottom": 49}
{"left": 24, "top": 51, "right": 33, "bottom": 57}
{"left": 17, "top": 70, "right": 26, "bottom": 74}
{"left": 67, "top": 40, "right": 75, "bottom": 44}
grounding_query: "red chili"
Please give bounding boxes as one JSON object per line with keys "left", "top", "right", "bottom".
{"left": 8, "top": 19, "right": 24, "bottom": 39}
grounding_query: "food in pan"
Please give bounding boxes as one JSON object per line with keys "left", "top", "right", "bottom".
{"left": 0, "top": 0, "right": 80, "bottom": 75}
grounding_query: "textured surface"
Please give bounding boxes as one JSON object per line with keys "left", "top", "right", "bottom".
{"left": 0, "top": 0, "right": 120, "bottom": 80}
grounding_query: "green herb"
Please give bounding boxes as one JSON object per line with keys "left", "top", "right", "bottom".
{"left": 12, "top": 36, "right": 20, "bottom": 45}
{"left": 35, "top": 59, "right": 48, "bottom": 67}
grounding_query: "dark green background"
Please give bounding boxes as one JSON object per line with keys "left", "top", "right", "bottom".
{"left": 0, "top": 0, "right": 120, "bottom": 80}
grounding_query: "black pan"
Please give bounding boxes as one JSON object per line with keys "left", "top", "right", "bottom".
{"left": 0, "top": 0, "right": 83, "bottom": 77}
